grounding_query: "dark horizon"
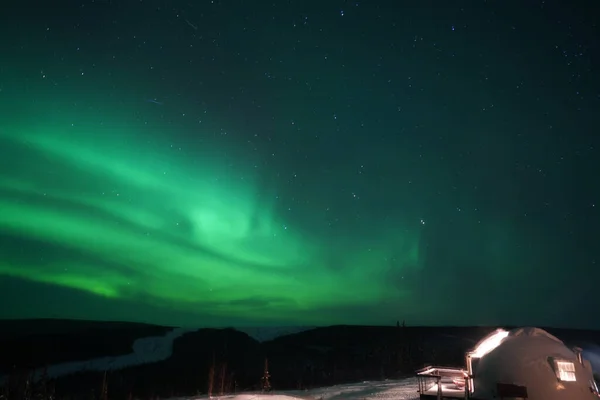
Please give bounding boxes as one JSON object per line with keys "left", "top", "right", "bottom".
{"left": 0, "top": 0, "right": 598, "bottom": 329}
{"left": 2, "top": 315, "right": 599, "bottom": 334}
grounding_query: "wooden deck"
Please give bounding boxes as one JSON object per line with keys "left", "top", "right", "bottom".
{"left": 416, "top": 366, "right": 468, "bottom": 399}
{"left": 420, "top": 382, "right": 466, "bottom": 399}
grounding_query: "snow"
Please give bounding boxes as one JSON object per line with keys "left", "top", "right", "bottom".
{"left": 208, "top": 396, "right": 305, "bottom": 400}
{"left": 3, "top": 326, "right": 306, "bottom": 382}
{"left": 170, "top": 378, "right": 421, "bottom": 400}
{"left": 18, "top": 327, "right": 192, "bottom": 381}
{"left": 4, "top": 325, "right": 598, "bottom": 400}
{"left": 0, "top": 325, "right": 423, "bottom": 400}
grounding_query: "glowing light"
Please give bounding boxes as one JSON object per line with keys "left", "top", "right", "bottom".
{"left": 470, "top": 329, "right": 509, "bottom": 358}
{"left": 555, "top": 360, "right": 576, "bottom": 382}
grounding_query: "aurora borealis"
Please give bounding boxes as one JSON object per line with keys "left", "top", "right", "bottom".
{"left": 0, "top": 0, "right": 598, "bottom": 328}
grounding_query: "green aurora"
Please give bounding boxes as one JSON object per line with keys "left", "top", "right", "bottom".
{"left": 0, "top": 0, "right": 597, "bottom": 329}
{"left": 0, "top": 126, "right": 422, "bottom": 325}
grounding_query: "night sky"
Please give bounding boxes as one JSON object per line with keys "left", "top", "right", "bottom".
{"left": 0, "top": 0, "right": 598, "bottom": 329}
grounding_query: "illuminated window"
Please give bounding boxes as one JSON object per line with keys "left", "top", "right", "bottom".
{"left": 555, "top": 360, "right": 576, "bottom": 382}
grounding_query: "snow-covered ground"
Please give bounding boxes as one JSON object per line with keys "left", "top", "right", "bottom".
{"left": 1, "top": 325, "right": 423, "bottom": 399}
{"left": 8, "top": 325, "right": 599, "bottom": 399}
{"left": 171, "top": 378, "right": 421, "bottom": 400}
{"left": 24, "top": 327, "right": 192, "bottom": 380}
{"left": 9, "top": 326, "right": 308, "bottom": 381}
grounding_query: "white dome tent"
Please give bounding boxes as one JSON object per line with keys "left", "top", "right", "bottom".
{"left": 466, "top": 327, "right": 599, "bottom": 399}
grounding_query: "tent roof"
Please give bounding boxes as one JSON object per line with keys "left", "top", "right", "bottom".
{"left": 469, "top": 327, "right": 564, "bottom": 359}
{"left": 471, "top": 327, "right": 596, "bottom": 400}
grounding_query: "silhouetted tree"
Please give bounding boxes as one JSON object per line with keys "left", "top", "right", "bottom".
{"left": 100, "top": 372, "right": 108, "bottom": 400}
{"left": 207, "top": 353, "right": 215, "bottom": 397}
{"left": 261, "top": 358, "right": 271, "bottom": 392}
{"left": 218, "top": 363, "right": 227, "bottom": 396}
